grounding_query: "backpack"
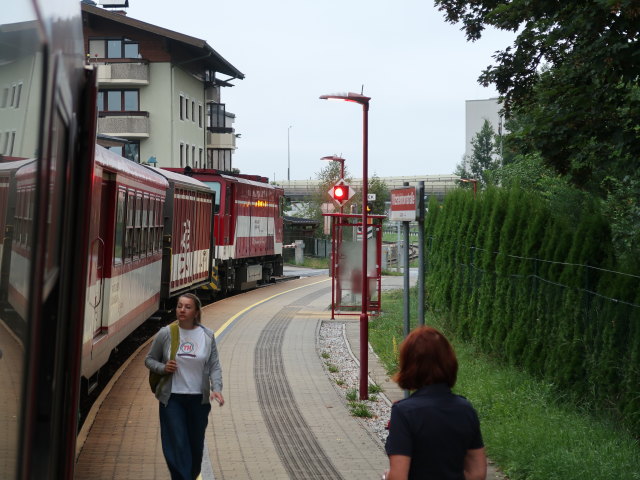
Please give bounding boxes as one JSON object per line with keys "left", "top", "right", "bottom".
{"left": 149, "top": 322, "right": 179, "bottom": 393}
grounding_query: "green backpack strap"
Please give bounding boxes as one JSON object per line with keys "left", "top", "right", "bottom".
{"left": 149, "top": 322, "right": 180, "bottom": 394}
{"left": 169, "top": 321, "right": 179, "bottom": 360}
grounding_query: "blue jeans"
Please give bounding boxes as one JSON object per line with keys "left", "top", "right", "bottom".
{"left": 159, "top": 394, "right": 211, "bottom": 480}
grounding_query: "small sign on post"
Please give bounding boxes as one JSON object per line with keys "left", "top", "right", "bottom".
{"left": 389, "top": 186, "right": 417, "bottom": 222}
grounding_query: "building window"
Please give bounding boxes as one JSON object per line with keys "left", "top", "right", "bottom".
{"left": 8, "top": 131, "right": 15, "bottom": 156}
{"left": 10, "top": 85, "right": 16, "bottom": 108}
{"left": 1, "top": 87, "right": 8, "bottom": 108}
{"left": 98, "top": 89, "right": 139, "bottom": 112}
{"left": 185, "top": 144, "right": 189, "bottom": 166}
{"left": 207, "top": 103, "right": 226, "bottom": 129}
{"left": 207, "top": 148, "right": 232, "bottom": 171}
{"left": 185, "top": 97, "right": 189, "bottom": 120}
{"left": 13, "top": 83, "right": 22, "bottom": 108}
{"left": 198, "top": 104, "right": 203, "bottom": 127}
{"left": 108, "top": 141, "right": 140, "bottom": 163}
{"left": 180, "top": 143, "right": 184, "bottom": 167}
{"left": 192, "top": 146, "right": 196, "bottom": 166}
{"left": 180, "top": 94, "right": 184, "bottom": 120}
{"left": 89, "top": 38, "right": 139, "bottom": 59}
{"left": 191, "top": 101, "right": 195, "bottom": 122}
{"left": 199, "top": 148, "right": 203, "bottom": 167}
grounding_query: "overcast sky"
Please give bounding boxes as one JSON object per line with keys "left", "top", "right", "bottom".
{"left": 124, "top": 0, "right": 514, "bottom": 182}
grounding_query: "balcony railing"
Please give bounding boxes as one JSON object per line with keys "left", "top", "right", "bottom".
{"left": 93, "top": 59, "right": 150, "bottom": 85}
{"left": 207, "top": 131, "right": 236, "bottom": 149}
{"left": 98, "top": 111, "right": 150, "bottom": 137}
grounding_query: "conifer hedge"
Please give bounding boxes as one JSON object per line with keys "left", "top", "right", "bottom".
{"left": 424, "top": 187, "right": 640, "bottom": 435}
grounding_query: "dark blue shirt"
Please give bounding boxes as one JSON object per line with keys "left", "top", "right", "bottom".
{"left": 385, "top": 383, "right": 484, "bottom": 479}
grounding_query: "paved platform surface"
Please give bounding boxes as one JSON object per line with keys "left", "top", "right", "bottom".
{"left": 75, "top": 272, "right": 502, "bottom": 479}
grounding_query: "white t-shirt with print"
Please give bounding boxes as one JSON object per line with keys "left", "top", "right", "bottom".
{"left": 171, "top": 326, "right": 207, "bottom": 394}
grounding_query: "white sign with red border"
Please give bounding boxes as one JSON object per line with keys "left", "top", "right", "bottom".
{"left": 389, "top": 186, "right": 417, "bottom": 222}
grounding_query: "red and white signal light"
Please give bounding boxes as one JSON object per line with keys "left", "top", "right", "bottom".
{"left": 328, "top": 179, "right": 355, "bottom": 206}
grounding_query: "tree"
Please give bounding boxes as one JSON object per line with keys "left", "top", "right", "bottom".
{"left": 364, "top": 174, "right": 389, "bottom": 215}
{"left": 436, "top": 1, "right": 640, "bottom": 261}
{"left": 455, "top": 119, "right": 500, "bottom": 187}
{"left": 435, "top": 1, "right": 640, "bottom": 192}
{"left": 434, "top": 1, "right": 640, "bottom": 109}
{"left": 291, "top": 161, "right": 354, "bottom": 227}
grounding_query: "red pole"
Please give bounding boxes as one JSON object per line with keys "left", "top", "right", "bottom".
{"left": 359, "top": 102, "right": 369, "bottom": 401}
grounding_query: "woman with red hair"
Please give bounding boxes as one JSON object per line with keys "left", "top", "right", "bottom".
{"left": 383, "top": 326, "right": 486, "bottom": 480}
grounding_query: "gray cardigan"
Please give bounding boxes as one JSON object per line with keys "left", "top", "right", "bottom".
{"left": 145, "top": 323, "right": 223, "bottom": 406}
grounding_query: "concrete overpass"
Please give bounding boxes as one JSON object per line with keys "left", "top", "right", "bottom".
{"left": 275, "top": 174, "right": 461, "bottom": 202}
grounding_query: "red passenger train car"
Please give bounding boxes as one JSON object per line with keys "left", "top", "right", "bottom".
{"left": 151, "top": 168, "right": 215, "bottom": 301}
{"left": 81, "top": 147, "right": 215, "bottom": 382}
{"left": 165, "top": 168, "right": 284, "bottom": 295}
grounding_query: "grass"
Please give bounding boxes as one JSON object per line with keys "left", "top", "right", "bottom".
{"left": 369, "top": 288, "right": 640, "bottom": 480}
{"left": 346, "top": 388, "right": 358, "bottom": 402}
{"left": 326, "top": 363, "right": 339, "bottom": 373}
{"left": 285, "top": 256, "right": 329, "bottom": 269}
{"left": 368, "top": 383, "right": 384, "bottom": 394}
{"left": 349, "top": 402, "right": 373, "bottom": 418}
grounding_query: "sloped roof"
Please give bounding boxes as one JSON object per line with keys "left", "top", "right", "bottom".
{"left": 81, "top": 3, "right": 244, "bottom": 79}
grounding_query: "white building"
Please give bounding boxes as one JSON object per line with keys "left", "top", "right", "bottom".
{"left": 464, "top": 98, "right": 503, "bottom": 161}
{"left": 82, "top": 2, "right": 244, "bottom": 170}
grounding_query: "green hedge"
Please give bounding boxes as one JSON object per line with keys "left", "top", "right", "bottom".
{"left": 425, "top": 187, "right": 640, "bottom": 435}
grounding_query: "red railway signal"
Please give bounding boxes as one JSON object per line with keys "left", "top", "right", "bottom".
{"left": 328, "top": 179, "right": 355, "bottom": 207}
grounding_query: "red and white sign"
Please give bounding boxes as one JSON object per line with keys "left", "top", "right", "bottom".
{"left": 389, "top": 186, "right": 416, "bottom": 222}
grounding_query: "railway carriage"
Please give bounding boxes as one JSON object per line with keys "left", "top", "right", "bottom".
{"left": 82, "top": 148, "right": 216, "bottom": 382}
{"left": 82, "top": 146, "right": 169, "bottom": 382}
{"left": 150, "top": 168, "right": 215, "bottom": 304}
{"left": 165, "top": 168, "right": 284, "bottom": 295}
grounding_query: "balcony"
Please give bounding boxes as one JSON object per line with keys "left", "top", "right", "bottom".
{"left": 98, "top": 111, "right": 150, "bottom": 138}
{"left": 207, "top": 130, "right": 236, "bottom": 149}
{"left": 94, "top": 60, "right": 150, "bottom": 86}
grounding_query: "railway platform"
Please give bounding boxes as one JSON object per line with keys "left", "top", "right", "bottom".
{"left": 74, "top": 272, "right": 503, "bottom": 479}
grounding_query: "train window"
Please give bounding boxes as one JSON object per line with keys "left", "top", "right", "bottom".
{"left": 141, "top": 193, "right": 149, "bottom": 256}
{"left": 203, "top": 181, "right": 221, "bottom": 214}
{"left": 114, "top": 189, "right": 126, "bottom": 264}
{"left": 125, "top": 190, "right": 135, "bottom": 260}
{"left": 133, "top": 192, "right": 142, "bottom": 258}
{"left": 156, "top": 197, "right": 164, "bottom": 251}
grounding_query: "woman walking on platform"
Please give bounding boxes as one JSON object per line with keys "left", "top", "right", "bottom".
{"left": 145, "top": 293, "right": 224, "bottom": 480}
{"left": 384, "top": 326, "right": 486, "bottom": 480}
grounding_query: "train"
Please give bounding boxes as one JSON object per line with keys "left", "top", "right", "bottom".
{"left": 0, "top": 0, "right": 283, "bottom": 477}
{"left": 81, "top": 149, "right": 284, "bottom": 384}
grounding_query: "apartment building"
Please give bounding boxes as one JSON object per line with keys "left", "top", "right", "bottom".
{"left": 81, "top": 2, "right": 244, "bottom": 170}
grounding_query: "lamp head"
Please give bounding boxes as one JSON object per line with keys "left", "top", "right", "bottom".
{"left": 319, "top": 92, "right": 371, "bottom": 105}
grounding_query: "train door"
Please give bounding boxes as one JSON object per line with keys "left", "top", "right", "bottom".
{"left": 223, "top": 182, "right": 234, "bottom": 245}
{"left": 88, "top": 178, "right": 113, "bottom": 337}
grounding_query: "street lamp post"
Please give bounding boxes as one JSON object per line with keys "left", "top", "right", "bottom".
{"left": 287, "top": 125, "right": 293, "bottom": 181}
{"left": 460, "top": 178, "right": 478, "bottom": 198}
{"left": 320, "top": 92, "right": 371, "bottom": 400}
